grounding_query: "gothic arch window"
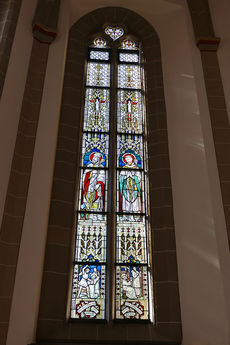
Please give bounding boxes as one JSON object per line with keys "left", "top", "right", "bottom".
{"left": 37, "top": 8, "right": 181, "bottom": 344}
{"left": 71, "top": 31, "right": 152, "bottom": 320}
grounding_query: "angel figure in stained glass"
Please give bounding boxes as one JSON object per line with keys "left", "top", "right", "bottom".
{"left": 81, "top": 151, "right": 105, "bottom": 215}
{"left": 119, "top": 153, "right": 142, "bottom": 213}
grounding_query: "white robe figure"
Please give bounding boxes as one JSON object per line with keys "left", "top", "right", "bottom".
{"left": 89, "top": 268, "right": 100, "bottom": 298}
{"left": 132, "top": 267, "right": 141, "bottom": 298}
{"left": 81, "top": 152, "right": 105, "bottom": 216}
{"left": 78, "top": 266, "right": 91, "bottom": 298}
{"left": 121, "top": 273, "right": 136, "bottom": 299}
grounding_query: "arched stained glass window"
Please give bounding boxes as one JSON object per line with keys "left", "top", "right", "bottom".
{"left": 71, "top": 31, "right": 152, "bottom": 321}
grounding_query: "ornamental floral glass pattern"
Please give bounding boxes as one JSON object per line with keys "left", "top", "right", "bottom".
{"left": 105, "top": 25, "right": 124, "bottom": 40}
{"left": 83, "top": 88, "right": 110, "bottom": 132}
{"left": 115, "top": 39, "right": 150, "bottom": 320}
{"left": 71, "top": 39, "right": 110, "bottom": 320}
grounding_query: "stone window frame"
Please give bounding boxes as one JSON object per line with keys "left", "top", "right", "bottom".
{"left": 36, "top": 7, "right": 181, "bottom": 345}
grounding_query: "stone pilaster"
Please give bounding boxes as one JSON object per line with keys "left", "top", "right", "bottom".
{"left": 0, "top": 1, "right": 60, "bottom": 344}
{"left": 187, "top": 0, "right": 230, "bottom": 248}
{"left": 32, "top": 0, "right": 60, "bottom": 44}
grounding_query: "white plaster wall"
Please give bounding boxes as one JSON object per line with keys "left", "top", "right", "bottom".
{"left": 0, "top": 0, "right": 37, "bottom": 224}
{"left": 6, "top": 1, "right": 230, "bottom": 345}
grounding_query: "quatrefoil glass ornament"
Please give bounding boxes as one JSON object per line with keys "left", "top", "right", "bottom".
{"left": 105, "top": 26, "right": 124, "bottom": 41}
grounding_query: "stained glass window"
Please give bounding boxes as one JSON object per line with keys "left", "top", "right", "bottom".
{"left": 115, "top": 40, "right": 150, "bottom": 320}
{"left": 105, "top": 25, "right": 124, "bottom": 40}
{"left": 71, "top": 35, "right": 151, "bottom": 321}
{"left": 71, "top": 39, "right": 110, "bottom": 320}
{"left": 93, "top": 38, "right": 107, "bottom": 48}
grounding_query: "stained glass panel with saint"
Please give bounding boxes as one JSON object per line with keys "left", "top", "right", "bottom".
{"left": 71, "top": 264, "right": 106, "bottom": 319}
{"left": 87, "top": 62, "right": 110, "bottom": 87}
{"left": 83, "top": 88, "right": 110, "bottom": 132}
{"left": 75, "top": 215, "right": 107, "bottom": 262}
{"left": 115, "top": 265, "right": 149, "bottom": 319}
{"left": 81, "top": 133, "right": 109, "bottom": 168}
{"left": 117, "top": 170, "right": 145, "bottom": 214}
{"left": 117, "top": 134, "right": 143, "bottom": 169}
{"left": 116, "top": 219, "right": 147, "bottom": 264}
{"left": 79, "top": 168, "right": 107, "bottom": 213}
{"left": 117, "top": 90, "right": 143, "bottom": 134}
{"left": 118, "top": 64, "right": 141, "bottom": 89}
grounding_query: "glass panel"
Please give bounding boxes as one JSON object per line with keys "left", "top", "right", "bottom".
{"left": 79, "top": 169, "right": 107, "bottom": 213}
{"left": 117, "top": 134, "right": 143, "bottom": 169}
{"left": 81, "top": 133, "right": 109, "bottom": 168}
{"left": 115, "top": 265, "right": 149, "bottom": 319}
{"left": 71, "top": 264, "right": 106, "bottom": 319}
{"left": 118, "top": 64, "right": 141, "bottom": 89}
{"left": 116, "top": 217, "right": 147, "bottom": 264}
{"left": 93, "top": 38, "right": 107, "bottom": 48}
{"left": 119, "top": 52, "right": 139, "bottom": 63}
{"left": 117, "top": 215, "right": 145, "bottom": 222}
{"left": 121, "top": 39, "right": 139, "bottom": 50}
{"left": 90, "top": 50, "right": 110, "bottom": 61}
{"left": 83, "top": 88, "right": 110, "bottom": 132}
{"left": 117, "top": 90, "right": 143, "bottom": 134}
{"left": 87, "top": 62, "right": 110, "bottom": 87}
{"left": 105, "top": 26, "right": 124, "bottom": 41}
{"left": 117, "top": 170, "right": 145, "bottom": 213}
{"left": 75, "top": 215, "right": 107, "bottom": 262}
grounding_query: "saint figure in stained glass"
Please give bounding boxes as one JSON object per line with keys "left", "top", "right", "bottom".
{"left": 119, "top": 154, "right": 142, "bottom": 213}
{"left": 81, "top": 152, "right": 105, "bottom": 213}
{"left": 78, "top": 266, "right": 101, "bottom": 299}
{"left": 121, "top": 267, "right": 141, "bottom": 299}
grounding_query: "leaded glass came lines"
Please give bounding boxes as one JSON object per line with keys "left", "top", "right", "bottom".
{"left": 115, "top": 266, "right": 149, "bottom": 319}
{"left": 83, "top": 88, "right": 110, "bottom": 132}
{"left": 72, "top": 264, "right": 106, "bottom": 319}
{"left": 71, "top": 33, "right": 151, "bottom": 322}
{"left": 116, "top": 219, "right": 147, "bottom": 264}
{"left": 119, "top": 53, "right": 139, "bottom": 63}
{"left": 87, "top": 62, "right": 110, "bottom": 87}
{"left": 75, "top": 215, "right": 107, "bottom": 262}
{"left": 115, "top": 39, "right": 150, "bottom": 320}
{"left": 90, "top": 50, "right": 110, "bottom": 61}
{"left": 105, "top": 26, "right": 124, "bottom": 41}
{"left": 71, "top": 40, "right": 110, "bottom": 320}
{"left": 121, "top": 39, "right": 138, "bottom": 50}
{"left": 94, "top": 38, "right": 107, "bottom": 48}
{"left": 118, "top": 65, "right": 141, "bottom": 89}
{"left": 81, "top": 133, "right": 109, "bottom": 168}
{"left": 117, "top": 90, "right": 143, "bottom": 134}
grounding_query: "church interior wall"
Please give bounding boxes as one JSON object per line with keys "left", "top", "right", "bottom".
{"left": 0, "top": 0, "right": 229, "bottom": 345}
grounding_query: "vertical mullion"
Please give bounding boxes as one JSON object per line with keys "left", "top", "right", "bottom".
{"left": 107, "top": 44, "right": 117, "bottom": 322}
